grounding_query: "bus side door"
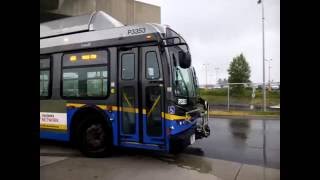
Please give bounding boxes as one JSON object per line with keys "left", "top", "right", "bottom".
{"left": 118, "top": 46, "right": 165, "bottom": 147}
{"left": 118, "top": 48, "right": 140, "bottom": 143}
{"left": 141, "top": 46, "right": 165, "bottom": 145}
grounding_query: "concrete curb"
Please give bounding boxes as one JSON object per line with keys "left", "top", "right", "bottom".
{"left": 210, "top": 115, "right": 280, "bottom": 120}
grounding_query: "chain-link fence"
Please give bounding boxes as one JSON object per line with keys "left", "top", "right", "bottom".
{"left": 200, "top": 82, "right": 280, "bottom": 112}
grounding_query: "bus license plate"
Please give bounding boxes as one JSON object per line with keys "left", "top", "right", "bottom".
{"left": 190, "top": 134, "right": 195, "bottom": 145}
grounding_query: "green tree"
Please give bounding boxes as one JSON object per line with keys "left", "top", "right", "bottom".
{"left": 228, "top": 53, "right": 251, "bottom": 95}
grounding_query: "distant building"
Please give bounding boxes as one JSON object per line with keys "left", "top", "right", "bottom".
{"left": 40, "top": 0, "right": 161, "bottom": 24}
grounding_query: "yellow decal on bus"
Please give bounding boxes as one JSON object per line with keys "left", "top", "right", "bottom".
{"left": 70, "top": 55, "right": 77, "bottom": 62}
{"left": 40, "top": 124, "right": 67, "bottom": 130}
{"left": 81, "top": 54, "right": 97, "bottom": 61}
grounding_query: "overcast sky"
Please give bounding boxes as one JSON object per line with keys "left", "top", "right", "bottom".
{"left": 137, "top": 0, "right": 280, "bottom": 85}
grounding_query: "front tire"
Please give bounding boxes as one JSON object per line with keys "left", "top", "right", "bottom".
{"left": 78, "top": 118, "right": 112, "bottom": 157}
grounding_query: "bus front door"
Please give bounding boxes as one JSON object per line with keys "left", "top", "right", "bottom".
{"left": 118, "top": 46, "right": 165, "bottom": 148}
{"left": 141, "top": 46, "right": 165, "bottom": 145}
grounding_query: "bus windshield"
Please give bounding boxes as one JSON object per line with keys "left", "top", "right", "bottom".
{"left": 166, "top": 28, "right": 196, "bottom": 98}
{"left": 174, "top": 66, "right": 196, "bottom": 97}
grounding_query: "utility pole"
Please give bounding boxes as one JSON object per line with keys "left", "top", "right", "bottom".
{"left": 258, "top": 0, "right": 267, "bottom": 112}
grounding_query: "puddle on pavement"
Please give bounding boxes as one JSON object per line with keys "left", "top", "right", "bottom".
{"left": 110, "top": 147, "right": 213, "bottom": 174}
{"left": 229, "top": 119, "right": 250, "bottom": 140}
{"left": 156, "top": 151, "right": 213, "bottom": 174}
{"left": 108, "top": 146, "right": 213, "bottom": 174}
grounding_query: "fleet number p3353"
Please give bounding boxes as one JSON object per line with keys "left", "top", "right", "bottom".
{"left": 128, "top": 28, "right": 146, "bottom": 35}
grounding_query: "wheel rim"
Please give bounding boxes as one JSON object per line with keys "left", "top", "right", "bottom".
{"left": 85, "top": 123, "right": 106, "bottom": 151}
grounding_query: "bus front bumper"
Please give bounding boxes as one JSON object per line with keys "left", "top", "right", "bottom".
{"left": 169, "top": 126, "right": 196, "bottom": 153}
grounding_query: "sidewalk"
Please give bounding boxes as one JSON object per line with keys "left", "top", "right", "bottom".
{"left": 41, "top": 152, "right": 279, "bottom": 180}
{"left": 181, "top": 154, "right": 280, "bottom": 180}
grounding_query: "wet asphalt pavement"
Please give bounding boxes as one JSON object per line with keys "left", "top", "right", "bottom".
{"left": 40, "top": 117, "right": 280, "bottom": 170}
{"left": 184, "top": 118, "right": 280, "bottom": 169}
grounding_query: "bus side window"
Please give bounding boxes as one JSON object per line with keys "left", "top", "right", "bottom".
{"left": 121, "top": 53, "right": 135, "bottom": 80}
{"left": 145, "top": 51, "right": 160, "bottom": 80}
{"left": 62, "top": 67, "right": 108, "bottom": 98}
{"left": 40, "top": 58, "right": 51, "bottom": 98}
{"left": 61, "top": 50, "right": 109, "bottom": 98}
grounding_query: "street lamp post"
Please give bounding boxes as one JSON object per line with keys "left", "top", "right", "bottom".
{"left": 203, "top": 63, "right": 210, "bottom": 89}
{"left": 258, "top": 0, "right": 267, "bottom": 112}
{"left": 266, "top": 59, "right": 272, "bottom": 90}
{"left": 214, "top": 67, "right": 219, "bottom": 84}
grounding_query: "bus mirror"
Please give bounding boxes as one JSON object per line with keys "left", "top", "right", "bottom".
{"left": 167, "top": 37, "right": 181, "bottom": 45}
{"left": 178, "top": 51, "right": 191, "bottom": 69}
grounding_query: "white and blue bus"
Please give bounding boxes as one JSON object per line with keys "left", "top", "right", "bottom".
{"left": 40, "top": 11, "right": 210, "bottom": 157}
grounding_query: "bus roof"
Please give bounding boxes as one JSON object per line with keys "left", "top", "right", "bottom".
{"left": 40, "top": 11, "right": 124, "bottom": 39}
{"left": 40, "top": 11, "right": 168, "bottom": 54}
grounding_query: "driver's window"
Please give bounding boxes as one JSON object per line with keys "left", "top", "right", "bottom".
{"left": 172, "top": 53, "right": 188, "bottom": 97}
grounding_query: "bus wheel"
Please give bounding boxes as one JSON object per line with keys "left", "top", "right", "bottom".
{"left": 79, "top": 119, "right": 112, "bottom": 157}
